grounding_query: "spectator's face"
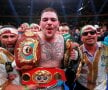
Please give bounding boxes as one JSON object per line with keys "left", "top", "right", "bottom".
{"left": 81, "top": 29, "right": 97, "bottom": 45}
{"left": 30, "top": 26, "right": 40, "bottom": 32}
{"left": 75, "top": 29, "right": 80, "bottom": 34}
{"left": 96, "top": 28, "right": 103, "bottom": 37}
{"left": 40, "top": 11, "right": 59, "bottom": 39}
{"left": 18, "top": 23, "right": 29, "bottom": 33}
{"left": 21, "top": 23, "right": 29, "bottom": 29}
{"left": 0, "top": 32, "right": 18, "bottom": 52}
{"left": 59, "top": 29, "right": 69, "bottom": 35}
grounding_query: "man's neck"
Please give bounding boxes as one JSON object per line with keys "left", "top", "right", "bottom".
{"left": 44, "top": 37, "right": 54, "bottom": 42}
{"left": 44, "top": 35, "right": 56, "bottom": 43}
{"left": 84, "top": 44, "right": 97, "bottom": 55}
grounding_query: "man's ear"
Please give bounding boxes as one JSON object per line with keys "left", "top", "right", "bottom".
{"left": 58, "top": 21, "right": 60, "bottom": 28}
{"left": 58, "top": 21, "right": 60, "bottom": 26}
{"left": 16, "top": 34, "right": 19, "bottom": 39}
{"left": 39, "top": 21, "right": 41, "bottom": 26}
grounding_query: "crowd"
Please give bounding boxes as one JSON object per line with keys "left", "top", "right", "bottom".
{"left": 0, "top": 7, "right": 108, "bottom": 90}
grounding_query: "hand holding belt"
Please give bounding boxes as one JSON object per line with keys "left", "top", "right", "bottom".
{"left": 14, "top": 31, "right": 41, "bottom": 70}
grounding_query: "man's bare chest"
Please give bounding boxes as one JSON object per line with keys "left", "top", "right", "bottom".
{"left": 41, "top": 41, "right": 64, "bottom": 61}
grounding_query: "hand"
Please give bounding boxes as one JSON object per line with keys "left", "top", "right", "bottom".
{"left": 5, "top": 84, "right": 38, "bottom": 90}
{"left": 70, "top": 49, "right": 78, "bottom": 60}
{"left": 8, "top": 74, "right": 17, "bottom": 80}
{"left": 27, "top": 84, "right": 38, "bottom": 90}
{"left": 5, "top": 84, "right": 23, "bottom": 90}
{"left": 73, "top": 42, "right": 79, "bottom": 48}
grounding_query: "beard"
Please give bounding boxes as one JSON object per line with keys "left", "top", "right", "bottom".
{"left": 1, "top": 44, "right": 15, "bottom": 54}
{"left": 7, "top": 48, "right": 14, "bottom": 54}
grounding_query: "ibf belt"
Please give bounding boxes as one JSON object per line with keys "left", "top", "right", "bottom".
{"left": 21, "top": 67, "right": 66, "bottom": 88}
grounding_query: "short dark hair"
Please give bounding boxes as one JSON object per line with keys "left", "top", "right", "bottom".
{"left": 41, "top": 7, "right": 58, "bottom": 17}
{"left": 60, "top": 22, "right": 69, "bottom": 26}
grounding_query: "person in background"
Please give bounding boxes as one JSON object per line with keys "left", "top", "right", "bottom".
{"left": 59, "top": 23, "right": 70, "bottom": 35}
{"left": 73, "top": 28, "right": 81, "bottom": 44}
{"left": 18, "top": 22, "right": 29, "bottom": 34}
{"left": 58, "top": 23, "right": 80, "bottom": 89}
{"left": 98, "top": 25, "right": 108, "bottom": 41}
{"left": 58, "top": 23, "right": 78, "bottom": 45}
{"left": 30, "top": 23, "right": 40, "bottom": 32}
{"left": 94, "top": 24, "right": 104, "bottom": 41}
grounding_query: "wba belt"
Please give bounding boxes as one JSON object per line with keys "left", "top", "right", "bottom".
{"left": 21, "top": 67, "right": 66, "bottom": 88}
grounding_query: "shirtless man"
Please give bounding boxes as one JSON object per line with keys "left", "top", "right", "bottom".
{"left": 3, "top": 8, "right": 78, "bottom": 90}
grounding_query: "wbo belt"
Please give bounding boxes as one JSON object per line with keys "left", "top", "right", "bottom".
{"left": 21, "top": 67, "right": 66, "bottom": 88}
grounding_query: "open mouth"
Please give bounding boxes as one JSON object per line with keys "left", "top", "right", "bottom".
{"left": 86, "top": 38, "right": 94, "bottom": 42}
{"left": 47, "top": 30, "right": 52, "bottom": 34}
{"left": 46, "top": 28, "right": 53, "bottom": 33}
{"left": 7, "top": 44, "right": 14, "bottom": 48}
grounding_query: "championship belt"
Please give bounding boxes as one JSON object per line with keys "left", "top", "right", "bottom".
{"left": 14, "top": 31, "right": 41, "bottom": 70}
{"left": 63, "top": 33, "right": 74, "bottom": 67}
{"left": 21, "top": 67, "right": 66, "bottom": 88}
{"left": 14, "top": 31, "right": 66, "bottom": 88}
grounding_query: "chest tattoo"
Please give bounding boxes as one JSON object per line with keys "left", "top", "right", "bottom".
{"left": 41, "top": 41, "right": 64, "bottom": 61}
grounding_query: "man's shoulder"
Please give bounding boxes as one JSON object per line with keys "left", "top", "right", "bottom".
{"left": 51, "top": 34, "right": 63, "bottom": 43}
{"left": 0, "top": 47, "right": 8, "bottom": 52}
{"left": 56, "top": 33, "right": 63, "bottom": 37}
{"left": 36, "top": 31, "right": 43, "bottom": 38}
{"left": 0, "top": 47, "right": 14, "bottom": 64}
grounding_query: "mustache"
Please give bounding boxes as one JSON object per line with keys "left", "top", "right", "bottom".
{"left": 1, "top": 44, "right": 15, "bottom": 49}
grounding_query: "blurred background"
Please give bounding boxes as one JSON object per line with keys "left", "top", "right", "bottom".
{"left": 0, "top": 0, "right": 108, "bottom": 27}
